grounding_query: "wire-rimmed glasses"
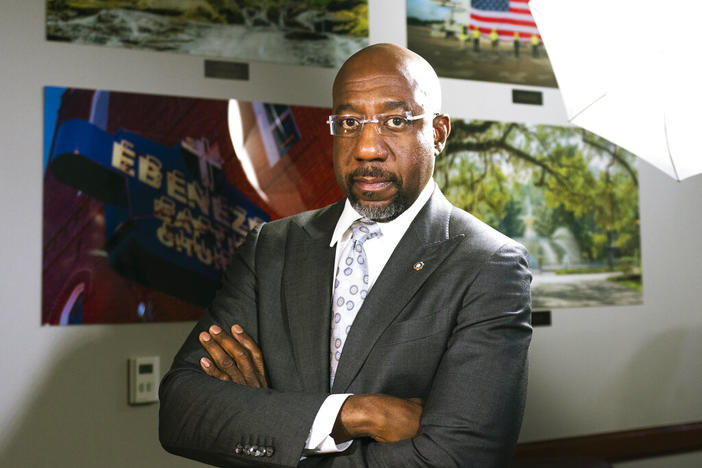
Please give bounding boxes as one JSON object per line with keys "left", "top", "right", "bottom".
{"left": 326, "top": 111, "right": 434, "bottom": 137}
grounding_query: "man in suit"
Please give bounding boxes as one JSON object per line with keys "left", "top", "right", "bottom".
{"left": 159, "top": 43, "right": 532, "bottom": 467}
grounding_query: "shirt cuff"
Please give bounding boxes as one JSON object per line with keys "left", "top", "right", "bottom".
{"left": 303, "top": 393, "right": 354, "bottom": 454}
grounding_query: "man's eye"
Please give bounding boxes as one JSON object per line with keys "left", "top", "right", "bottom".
{"left": 384, "top": 116, "right": 409, "bottom": 130}
{"left": 339, "top": 118, "right": 360, "bottom": 130}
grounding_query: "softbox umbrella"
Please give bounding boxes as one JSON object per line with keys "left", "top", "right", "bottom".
{"left": 529, "top": 0, "right": 702, "bottom": 180}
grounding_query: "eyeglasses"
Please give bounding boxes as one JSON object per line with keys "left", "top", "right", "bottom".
{"left": 326, "top": 111, "right": 433, "bottom": 137}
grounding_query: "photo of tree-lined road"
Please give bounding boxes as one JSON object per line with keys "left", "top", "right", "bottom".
{"left": 407, "top": 0, "right": 557, "bottom": 87}
{"left": 439, "top": 119, "right": 642, "bottom": 308}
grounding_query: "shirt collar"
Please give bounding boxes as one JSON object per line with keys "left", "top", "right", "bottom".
{"left": 330, "top": 179, "right": 436, "bottom": 247}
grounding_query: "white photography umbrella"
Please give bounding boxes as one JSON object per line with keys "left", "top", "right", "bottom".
{"left": 529, "top": 0, "right": 702, "bottom": 180}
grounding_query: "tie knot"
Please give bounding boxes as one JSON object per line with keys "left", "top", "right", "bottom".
{"left": 350, "top": 218, "right": 382, "bottom": 244}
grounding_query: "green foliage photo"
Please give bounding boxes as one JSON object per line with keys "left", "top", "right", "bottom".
{"left": 437, "top": 120, "right": 641, "bottom": 273}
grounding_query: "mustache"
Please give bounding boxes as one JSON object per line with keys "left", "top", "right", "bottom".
{"left": 348, "top": 166, "right": 399, "bottom": 183}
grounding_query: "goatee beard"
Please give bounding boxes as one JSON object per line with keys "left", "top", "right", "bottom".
{"left": 349, "top": 193, "right": 410, "bottom": 222}
{"left": 346, "top": 167, "right": 409, "bottom": 222}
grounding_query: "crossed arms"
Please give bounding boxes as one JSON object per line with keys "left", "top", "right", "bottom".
{"left": 159, "top": 220, "right": 533, "bottom": 467}
{"left": 197, "top": 322, "right": 424, "bottom": 445}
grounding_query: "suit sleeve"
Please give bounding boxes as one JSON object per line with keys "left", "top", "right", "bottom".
{"left": 370, "top": 242, "right": 532, "bottom": 467}
{"left": 158, "top": 225, "right": 329, "bottom": 468}
{"left": 302, "top": 242, "right": 532, "bottom": 468}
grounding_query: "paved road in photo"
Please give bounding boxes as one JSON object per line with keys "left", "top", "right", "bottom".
{"left": 532, "top": 272, "right": 642, "bottom": 308}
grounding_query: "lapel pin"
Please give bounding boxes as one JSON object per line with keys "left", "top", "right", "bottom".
{"left": 413, "top": 261, "right": 424, "bottom": 271}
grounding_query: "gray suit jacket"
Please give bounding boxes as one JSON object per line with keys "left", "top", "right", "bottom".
{"left": 159, "top": 188, "right": 532, "bottom": 468}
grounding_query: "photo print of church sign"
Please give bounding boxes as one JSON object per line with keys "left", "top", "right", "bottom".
{"left": 43, "top": 86, "right": 337, "bottom": 325}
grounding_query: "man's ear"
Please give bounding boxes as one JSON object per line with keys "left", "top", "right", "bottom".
{"left": 433, "top": 114, "right": 451, "bottom": 156}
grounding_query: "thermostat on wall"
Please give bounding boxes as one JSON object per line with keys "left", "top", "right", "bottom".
{"left": 128, "top": 356, "right": 160, "bottom": 405}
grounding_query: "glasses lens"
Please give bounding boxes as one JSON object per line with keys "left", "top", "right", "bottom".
{"left": 382, "top": 115, "right": 411, "bottom": 132}
{"left": 328, "top": 113, "right": 426, "bottom": 136}
{"left": 331, "top": 117, "right": 362, "bottom": 136}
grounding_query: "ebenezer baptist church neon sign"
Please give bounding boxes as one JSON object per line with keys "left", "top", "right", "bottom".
{"left": 48, "top": 119, "right": 268, "bottom": 306}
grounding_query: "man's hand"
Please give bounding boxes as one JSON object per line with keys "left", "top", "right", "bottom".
{"left": 198, "top": 324, "right": 268, "bottom": 388}
{"left": 199, "top": 325, "right": 422, "bottom": 444}
{"left": 331, "top": 394, "right": 423, "bottom": 444}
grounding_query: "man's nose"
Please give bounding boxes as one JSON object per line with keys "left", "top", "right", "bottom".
{"left": 355, "top": 122, "right": 388, "bottom": 161}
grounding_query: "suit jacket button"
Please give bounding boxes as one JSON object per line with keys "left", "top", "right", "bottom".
{"left": 265, "top": 446, "right": 274, "bottom": 457}
{"left": 234, "top": 444, "right": 243, "bottom": 455}
{"left": 244, "top": 444, "right": 251, "bottom": 455}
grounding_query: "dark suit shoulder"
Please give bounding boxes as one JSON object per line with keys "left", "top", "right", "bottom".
{"left": 259, "top": 201, "right": 344, "bottom": 239}
{"left": 448, "top": 203, "right": 527, "bottom": 260}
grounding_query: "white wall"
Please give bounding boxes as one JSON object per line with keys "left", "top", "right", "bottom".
{"left": 0, "top": 0, "right": 700, "bottom": 466}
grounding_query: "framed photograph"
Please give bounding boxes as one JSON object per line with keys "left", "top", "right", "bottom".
{"left": 407, "top": 0, "right": 557, "bottom": 87}
{"left": 439, "top": 118, "right": 643, "bottom": 308}
{"left": 46, "top": 0, "right": 368, "bottom": 67}
{"left": 43, "top": 86, "right": 339, "bottom": 325}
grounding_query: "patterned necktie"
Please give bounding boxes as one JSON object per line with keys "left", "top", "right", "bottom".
{"left": 330, "top": 218, "right": 382, "bottom": 388}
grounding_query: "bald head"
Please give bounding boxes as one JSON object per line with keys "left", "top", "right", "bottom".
{"left": 332, "top": 43, "right": 443, "bottom": 115}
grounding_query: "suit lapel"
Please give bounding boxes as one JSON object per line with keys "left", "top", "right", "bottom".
{"left": 331, "top": 190, "right": 465, "bottom": 393}
{"left": 283, "top": 202, "right": 342, "bottom": 393}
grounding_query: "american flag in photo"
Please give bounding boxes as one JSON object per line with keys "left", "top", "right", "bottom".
{"left": 469, "top": 0, "right": 541, "bottom": 41}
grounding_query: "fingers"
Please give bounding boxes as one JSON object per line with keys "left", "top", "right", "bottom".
{"left": 199, "top": 356, "right": 231, "bottom": 381}
{"left": 199, "top": 329, "right": 246, "bottom": 385}
{"left": 231, "top": 325, "right": 268, "bottom": 388}
{"left": 198, "top": 325, "right": 268, "bottom": 388}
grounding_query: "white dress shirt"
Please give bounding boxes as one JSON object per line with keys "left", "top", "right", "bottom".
{"left": 303, "top": 179, "right": 436, "bottom": 454}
